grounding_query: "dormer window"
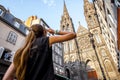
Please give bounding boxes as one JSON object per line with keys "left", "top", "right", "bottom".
{"left": 0, "top": 9, "right": 3, "bottom": 16}
{"left": 14, "top": 21, "right": 20, "bottom": 28}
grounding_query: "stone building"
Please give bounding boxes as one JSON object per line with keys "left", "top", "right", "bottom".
{"left": 84, "top": 0, "right": 119, "bottom": 79}
{"left": 0, "top": 5, "right": 28, "bottom": 62}
{"left": 61, "top": 0, "right": 120, "bottom": 80}
{"left": 60, "top": 2, "right": 82, "bottom": 80}
{"left": 24, "top": 16, "right": 65, "bottom": 77}
{"left": 114, "top": 0, "right": 120, "bottom": 72}
{"left": 93, "top": 0, "right": 118, "bottom": 65}
{"left": 93, "top": 0, "right": 120, "bottom": 75}
{"left": 0, "top": 4, "right": 28, "bottom": 75}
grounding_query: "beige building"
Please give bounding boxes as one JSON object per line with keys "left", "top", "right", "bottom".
{"left": 0, "top": 5, "right": 27, "bottom": 62}
{"left": 84, "top": 0, "right": 119, "bottom": 79}
{"left": 60, "top": 2, "right": 82, "bottom": 80}
{"left": 93, "top": 0, "right": 118, "bottom": 65}
{"left": 61, "top": 0, "right": 120, "bottom": 80}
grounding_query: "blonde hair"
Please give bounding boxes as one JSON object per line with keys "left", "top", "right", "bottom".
{"left": 13, "top": 24, "right": 44, "bottom": 80}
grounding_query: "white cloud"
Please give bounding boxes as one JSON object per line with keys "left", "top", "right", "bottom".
{"left": 42, "top": 0, "right": 56, "bottom": 7}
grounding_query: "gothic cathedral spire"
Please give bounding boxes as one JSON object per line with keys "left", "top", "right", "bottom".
{"left": 63, "top": 0, "right": 69, "bottom": 17}
{"left": 84, "top": 0, "right": 99, "bottom": 29}
{"left": 60, "top": 0, "right": 75, "bottom": 32}
{"left": 60, "top": 0, "right": 78, "bottom": 64}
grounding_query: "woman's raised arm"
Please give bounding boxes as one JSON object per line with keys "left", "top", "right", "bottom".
{"left": 2, "top": 63, "right": 16, "bottom": 80}
{"left": 46, "top": 28, "right": 76, "bottom": 45}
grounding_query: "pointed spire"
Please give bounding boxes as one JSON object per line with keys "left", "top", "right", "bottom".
{"left": 84, "top": 0, "right": 89, "bottom": 6}
{"left": 63, "top": 0, "right": 69, "bottom": 16}
{"left": 84, "top": 0, "right": 89, "bottom": 3}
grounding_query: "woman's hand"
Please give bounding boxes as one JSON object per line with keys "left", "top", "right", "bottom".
{"left": 46, "top": 28, "right": 55, "bottom": 35}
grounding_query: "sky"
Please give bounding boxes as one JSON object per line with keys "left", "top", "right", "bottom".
{"left": 0, "top": 0, "right": 91, "bottom": 32}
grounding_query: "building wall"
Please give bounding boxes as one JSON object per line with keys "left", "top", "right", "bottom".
{"left": 103, "top": 0, "right": 118, "bottom": 63}
{"left": 68, "top": 0, "right": 120, "bottom": 79}
{"left": 114, "top": 0, "right": 120, "bottom": 72}
{"left": 0, "top": 5, "right": 27, "bottom": 62}
{"left": 52, "top": 43, "right": 64, "bottom": 75}
{"left": 0, "top": 5, "right": 27, "bottom": 75}
{"left": 0, "top": 21, "right": 25, "bottom": 52}
{"left": 84, "top": 0, "right": 119, "bottom": 79}
{"left": 60, "top": 2, "right": 82, "bottom": 80}
{"left": 93, "top": 0, "right": 118, "bottom": 66}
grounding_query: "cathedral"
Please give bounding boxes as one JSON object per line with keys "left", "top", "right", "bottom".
{"left": 61, "top": 0, "right": 120, "bottom": 80}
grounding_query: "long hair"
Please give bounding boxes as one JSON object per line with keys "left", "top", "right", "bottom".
{"left": 13, "top": 24, "right": 44, "bottom": 80}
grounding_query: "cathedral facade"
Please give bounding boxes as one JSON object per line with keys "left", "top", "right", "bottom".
{"left": 61, "top": 0, "right": 120, "bottom": 80}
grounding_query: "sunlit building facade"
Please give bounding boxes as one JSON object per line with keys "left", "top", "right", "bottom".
{"left": 61, "top": 0, "right": 120, "bottom": 80}
{"left": 93, "top": 0, "right": 120, "bottom": 76}
{"left": 84, "top": 0, "right": 119, "bottom": 79}
{"left": 0, "top": 5, "right": 28, "bottom": 73}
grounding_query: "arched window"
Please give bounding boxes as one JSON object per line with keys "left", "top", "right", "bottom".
{"left": 63, "top": 26, "right": 65, "bottom": 31}
{"left": 64, "top": 43, "right": 68, "bottom": 53}
{"left": 69, "top": 41, "right": 74, "bottom": 51}
{"left": 65, "top": 68, "right": 70, "bottom": 78}
{"left": 105, "top": 61, "right": 113, "bottom": 72}
{"left": 101, "top": 49, "right": 107, "bottom": 57}
{"left": 66, "top": 24, "right": 70, "bottom": 31}
{"left": 94, "top": 31, "right": 101, "bottom": 43}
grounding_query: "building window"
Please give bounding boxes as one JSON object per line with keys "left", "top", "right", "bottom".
{"left": 115, "top": 0, "right": 120, "bottom": 7}
{"left": 101, "top": 49, "right": 107, "bottom": 57}
{"left": 107, "top": 9, "right": 114, "bottom": 24}
{"left": 0, "top": 9, "right": 3, "bottom": 16}
{"left": 94, "top": 31, "right": 102, "bottom": 43}
{"left": 66, "top": 24, "right": 70, "bottom": 32}
{"left": 64, "top": 43, "right": 68, "bottom": 53}
{"left": 25, "top": 28, "right": 29, "bottom": 35}
{"left": 111, "top": 0, "right": 114, "bottom": 3}
{"left": 63, "top": 26, "right": 65, "bottom": 31}
{"left": 0, "top": 47, "right": 4, "bottom": 58}
{"left": 105, "top": 61, "right": 113, "bottom": 72}
{"left": 7, "top": 31, "right": 18, "bottom": 45}
{"left": 14, "top": 21, "right": 20, "bottom": 28}
{"left": 55, "top": 55, "right": 58, "bottom": 63}
{"left": 59, "top": 58, "right": 62, "bottom": 65}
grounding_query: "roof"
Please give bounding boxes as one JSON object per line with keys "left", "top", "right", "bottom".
{"left": 77, "top": 24, "right": 88, "bottom": 35}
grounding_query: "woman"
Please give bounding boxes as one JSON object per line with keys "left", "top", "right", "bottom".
{"left": 2, "top": 24, "right": 76, "bottom": 80}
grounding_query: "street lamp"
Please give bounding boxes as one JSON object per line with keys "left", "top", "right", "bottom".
{"left": 89, "top": 32, "right": 106, "bottom": 80}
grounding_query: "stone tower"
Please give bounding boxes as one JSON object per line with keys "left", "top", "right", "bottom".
{"left": 77, "top": 22, "right": 98, "bottom": 80}
{"left": 60, "top": 1, "right": 78, "bottom": 63}
{"left": 60, "top": 1, "right": 81, "bottom": 80}
{"left": 84, "top": 0, "right": 119, "bottom": 79}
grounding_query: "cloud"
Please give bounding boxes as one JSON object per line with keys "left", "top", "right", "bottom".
{"left": 42, "top": 0, "right": 56, "bottom": 7}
